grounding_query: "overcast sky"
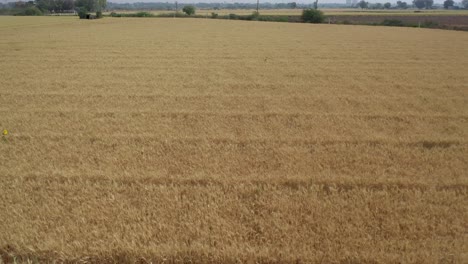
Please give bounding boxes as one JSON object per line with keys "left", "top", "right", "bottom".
{"left": 105, "top": 0, "right": 450, "bottom": 4}
{"left": 0, "top": 0, "right": 450, "bottom": 5}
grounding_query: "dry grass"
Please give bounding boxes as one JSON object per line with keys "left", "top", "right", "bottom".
{"left": 0, "top": 17, "right": 467, "bottom": 263}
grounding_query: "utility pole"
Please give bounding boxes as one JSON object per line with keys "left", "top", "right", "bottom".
{"left": 175, "top": 1, "right": 178, "bottom": 17}
{"left": 256, "top": 0, "right": 259, "bottom": 14}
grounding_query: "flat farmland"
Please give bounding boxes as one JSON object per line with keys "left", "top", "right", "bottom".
{"left": 0, "top": 17, "right": 467, "bottom": 263}
{"left": 106, "top": 8, "right": 468, "bottom": 16}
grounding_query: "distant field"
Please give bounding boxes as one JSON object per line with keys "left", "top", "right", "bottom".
{"left": 104, "top": 9, "right": 468, "bottom": 29}
{"left": 0, "top": 17, "right": 467, "bottom": 263}
{"left": 322, "top": 8, "right": 468, "bottom": 15}
{"left": 105, "top": 8, "right": 468, "bottom": 16}
{"left": 193, "top": 8, "right": 301, "bottom": 16}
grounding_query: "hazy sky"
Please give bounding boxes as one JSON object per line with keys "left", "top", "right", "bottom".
{"left": 105, "top": 0, "right": 382, "bottom": 3}
{"left": 99, "top": 0, "right": 344, "bottom": 3}
{"left": 0, "top": 0, "right": 450, "bottom": 5}
{"left": 103, "top": 0, "right": 448, "bottom": 4}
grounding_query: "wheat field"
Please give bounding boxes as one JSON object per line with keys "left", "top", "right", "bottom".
{"left": 0, "top": 16, "right": 467, "bottom": 263}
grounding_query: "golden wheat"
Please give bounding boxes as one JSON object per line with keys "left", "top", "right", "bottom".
{"left": 0, "top": 17, "right": 467, "bottom": 263}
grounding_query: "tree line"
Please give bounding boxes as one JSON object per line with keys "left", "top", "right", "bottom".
{"left": 0, "top": 0, "right": 106, "bottom": 14}
{"left": 356, "top": 0, "right": 468, "bottom": 9}
{"left": 1, "top": 0, "right": 467, "bottom": 16}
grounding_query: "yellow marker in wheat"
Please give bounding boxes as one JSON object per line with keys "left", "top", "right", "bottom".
{"left": 2, "top": 129, "right": 8, "bottom": 136}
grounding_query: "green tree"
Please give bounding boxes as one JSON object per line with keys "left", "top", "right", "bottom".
{"left": 357, "top": 0, "right": 369, "bottom": 8}
{"left": 182, "top": 5, "right": 195, "bottom": 15}
{"left": 54, "top": 0, "right": 64, "bottom": 11}
{"left": 288, "top": 2, "right": 297, "bottom": 8}
{"left": 396, "top": 1, "right": 408, "bottom": 8}
{"left": 35, "top": 0, "right": 53, "bottom": 12}
{"left": 40, "top": 0, "right": 74, "bottom": 11}
{"left": 96, "top": 0, "right": 106, "bottom": 11}
{"left": 77, "top": 6, "right": 87, "bottom": 18}
{"left": 424, "top": 0, "right": 433, "bottom": 9}
{"left": 75, "top": 0, "right": 105, "bottom": 12}
{"left": 371, "top": 3, "right": 383, "bottom": 9}
{"left": 26, "top": 6, "right": 43, "bottom": 15}
{"left": 75, "top": 0, "right": 94, "bottom": 11}
{"left": 413, "top": 0, "right": 425, "bottom": 8}
{"left": 302, "top": 8, "right": 324, "bottom": 23}
{"left": 384, "top": 2, "right": 391, "bottom": 8}
{"left": 62, "top": 0, "right": 74, "bottom": 10}
{"left": 415, "top": 0, "right": 434, "bottom": 9}
{"left": 443, "top": 0, "right": 454, "bottom": 8}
